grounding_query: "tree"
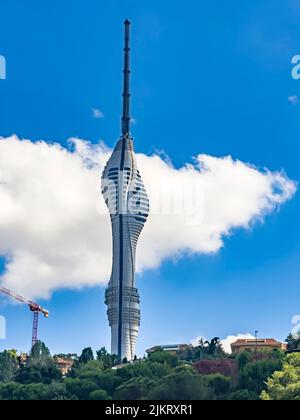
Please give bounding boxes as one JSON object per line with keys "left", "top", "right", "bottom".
{"left": 229, "top": 389, "right": 258, "bottom": 400}
{"left": 239, "top": 358, "right": 282, "bottom": 397}
{"left": 0, "top": 382, "right": 49, "bottom": 400}
{"left": 16, "top": 361, "right": 61, "bottom": 385}
{"left": 96, "top": 347, "right": 115, "bottom": 369}
{"left": 0, "top": 382, "right": 21, "bottom": 400}
{"left": 69, "top": 360, "right": 104, "bottom": 382}
{"left": 45, "top": 382, "right": 69, "bottom": 400}
{"left": 205, "top": 374, "right": 232, "bottom": 398}
{"left": 261, "top": 354, "right": 300, "bottom": 400}
{"left": 90, "top": 389, "right": 111, "bottom": 400}
{"left": 204, "top": 337, "right": 225, "bottom": 357}
{"left": 97, "top": 370, "right": 122, "bottom": 396}
{"left": 194, "top": 359, "right": 238, "bottom": 383}
{"left": 286, "top": 333, "right": 300, "bottom": 351}
{"left": 0, "top": 351, "right": 18, "bottom": 382}
{"left": 16, "top": 341, "right": 61, "bottom": 385}
{"left": 148, "top": 369, "right": 215, "bottom": 400}
{"left": 114, "top": 377, "right": 154, "bottom": 400}
{"left": 78, "top": 347, "right": 94, "bottom": 364}
{"left": 7, "top": 349, "right": 18, "bottom": 359}
{"left": 188, "top": 337, "right": 226, "bottom": 362}
{"left": 237, "top": 351, "right": 252, "bottom": 371}
{"left": 30, "top": 341, "right": 51, "bottom": 361}
{"left": 148, "top": 349, "right": 179, "bottom": 368}
{"left": 116, "top": 359, "right": 171, "bottom": 382}
{"left": 64, "top": 378, "right": 98, "bottom": 400}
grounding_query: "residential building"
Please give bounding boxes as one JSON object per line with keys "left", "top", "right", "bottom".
{"left": 231, "top": 338, "right": 286, "bottom": 354}
{"left": 146, "top": 344, "right": 191, "bottom": 356}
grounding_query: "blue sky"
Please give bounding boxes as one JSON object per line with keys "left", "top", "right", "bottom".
{"left": 0, "top": 0, "right": 300, "bottom": 356}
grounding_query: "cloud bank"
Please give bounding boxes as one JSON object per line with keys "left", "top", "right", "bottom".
{"left": 0, "top": 135, "right": 296, "bottom": 299}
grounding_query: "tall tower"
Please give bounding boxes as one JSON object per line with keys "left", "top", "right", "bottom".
{"left": 102, "top": 20, "right": 149, "bottom": 362}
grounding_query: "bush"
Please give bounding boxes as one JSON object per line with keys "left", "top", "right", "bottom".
{"left": 148, "top": 370, "right": 215, "bottom": 400}
{"left": 261, "top": 354, "right": 300, "bottom": 400}
{"left": 205, "top": 374, "right": 232, "bottom": 398}
{"left": 64, "top": 378, "right": 98, "bottom": 400}
{"left": 229, "top": 389, "right": 258, "bottom": 401}
{"left": 89, "top": 389, "right": 111, "bottom": 400}
{"left": 239, "top": 359, "right": 282, "bottom": 395}
{"left": 194, "top": 359, "right": 238, "bottom": 383}
{"left": 0, "top": 382, "right": 49, "bottom": 400}
{"left": 114, "top": 377, "right": 154, "bottom": 400}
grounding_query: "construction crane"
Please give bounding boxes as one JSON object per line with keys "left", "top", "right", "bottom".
{"left": 0, "top": 286, "right": 49, "bottom": 347}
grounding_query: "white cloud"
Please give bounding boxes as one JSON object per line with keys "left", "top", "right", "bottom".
{"left": 288, "top": 95, "right": 299, "bottom": 105}
{"left": 220, "top": 333, "right": 255, "bottom": 354}
{"left": 91, "top": 108, "right": 104, "bottom": 119}
{"left": 0, "top": 135, "right": 296, "bottom": 300}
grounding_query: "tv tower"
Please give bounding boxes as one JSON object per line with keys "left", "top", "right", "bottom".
{"left": 102, "top": 20, "right": 149, "bottom": 361}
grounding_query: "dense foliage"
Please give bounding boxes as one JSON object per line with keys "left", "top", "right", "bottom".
{"left": 0, "top": 338, "right": 298, "bottom": 400}
{"left": 261, "top": 353, "right": 300, "bottom": 400}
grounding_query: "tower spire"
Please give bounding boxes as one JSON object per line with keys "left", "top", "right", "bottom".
{"left": 122, "top": 19, "right": 131, "bottom": 137}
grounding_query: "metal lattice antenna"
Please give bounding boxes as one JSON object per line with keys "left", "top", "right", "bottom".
{"left": 122, "top": 19, "right": 131, "bottom": 137}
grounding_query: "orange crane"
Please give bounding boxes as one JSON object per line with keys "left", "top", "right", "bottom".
{"left": 0, "top": 286, "right": 49, "bottom": 347}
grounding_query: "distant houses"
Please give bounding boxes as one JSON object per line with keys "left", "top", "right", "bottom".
{"left": 230, "top": 338, "right": 286, "bottom": 354}
{"left": 146, "top": 344, "right": 192, "bottom": 356}
{"left": 146, "top": 338, "right": 287, "bottom": 357}
{"left": 54, "top": 356, "right": 74, "bottom": 376}
{"left": 17, "top": 352, "right": 75, "bottom": 377}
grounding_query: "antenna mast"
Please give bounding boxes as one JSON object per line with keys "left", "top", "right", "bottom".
{"left": 122, "top": 19, "right": 131, "bottom": 137}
